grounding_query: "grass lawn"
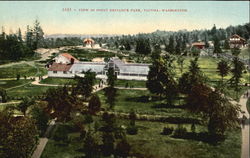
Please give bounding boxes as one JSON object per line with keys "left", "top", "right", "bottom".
{"left": 0, "top": 79, "right": 31, "bottom": 89}
{"left": 0, "top": 63, "right": 47, "bottom": 78}
{"left": 115, "top": 79, "right": 146, "bottom": 88}
{"left": 65, "top": 48, "right": 124, "bottom": 61}
{"left": 40, "top": 77, "right": 77, "bottom": 85}
{"left": 41, "top": 134, "right": 84, "bottom": 158}
{"left": 40, "top": 77, "right": 100, "bottom": 85}
{"left": 126, "top": 120, "right": 241, "bottom": 158}
{"left": 96, "top": 89, "right": 197, "bottom": 119}
{"left": 7, "top": 84, "right": 52, "bottom": 99}
{"left": 41, "top": 119, "right": 241, "bottom": 158}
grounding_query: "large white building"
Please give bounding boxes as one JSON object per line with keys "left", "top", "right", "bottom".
{"left": 48, "top": 53, "right": 150, "bottom": 80}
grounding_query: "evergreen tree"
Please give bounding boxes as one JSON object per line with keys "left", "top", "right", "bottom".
{"left": 177, "top": 55, "right": 185, "bottom": 74}
{"left": 224, "top": 39, "right": 230, "bottom": 49}
{"left": 179, "top": 57, "right": 206, "bottom": 94}
{"left": 107, "top": 67, "right": 117, "bottom": 88}
{"left": 74, "top": 70, "right": 96, "bottom": 100}
{"left": 83, "top": 131, "right": 100, "bottom": 158}
{"left": 213, "top": 36, "right": 222, "bottom": 55}
{"left": 88, "top": 94, "right": 101, "bottom": 115}
{"left": 32, "top": 19, "right": 44, "bottom": 49}
{"left": 230, "top": 57, "right": 245, "bottom": 98}
{"left": 217, "top": 59, "right": 230, "bottom": 82}
{"left": 166, "top": 36, "right": 175, "bottom": 54}
{"left": 175, "top": 38, "right": 181, "bottom": 55}
{"left": 17, "top": 28, "right": 22, "bottom": 42}
{"left": 135, "top": 36, "right": 151, "bottom": 57}
{"left": 0, "top": 88, "right": 7, "bottom": 103}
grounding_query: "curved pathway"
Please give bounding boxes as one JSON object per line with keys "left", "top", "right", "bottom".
{"left": 239, "top": 90, "right": 250, "bottom": 158}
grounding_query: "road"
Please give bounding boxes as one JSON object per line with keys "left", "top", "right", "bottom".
{"left": 238, "top": 90, "right": 250, "bottom": 158}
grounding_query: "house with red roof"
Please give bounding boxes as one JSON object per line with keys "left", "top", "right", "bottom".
{"left": 54, "top": 53, "right": 79, "bottom": 64}
{"left": 192, "top": 42, "right": 205, "bottom": 49}
{"left": 48, "top": 63, "right": 75, "bottom": 78}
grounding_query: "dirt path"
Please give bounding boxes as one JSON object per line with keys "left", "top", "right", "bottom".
{"left": 31, "top": 120, "right": 55, "bottom": 158}
{"left": 238, "top": 90, "right": 250, "bottom": 158}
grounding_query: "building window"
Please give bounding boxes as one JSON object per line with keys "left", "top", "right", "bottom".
{"left": 63, "top": 71, "right": 67, "bottom": 74}
{"left": 53, "top": 71, "right": 57, "bottom": 74}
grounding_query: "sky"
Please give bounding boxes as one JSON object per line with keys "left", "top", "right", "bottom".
{"left": 0, "top": 1, "right": 249, "bottom": 35}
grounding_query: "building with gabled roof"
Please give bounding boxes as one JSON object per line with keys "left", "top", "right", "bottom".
{"left": 48, "top": 56, "right": 150, "bottom": 80}
{"left": 192, "top": 42, "right": 205, "bottom": 49}
{"left": 54, "top": 53, "right": 79, "bottom": 64}
{"left": 229, "top": 34, "right": 246, "bottom": 48}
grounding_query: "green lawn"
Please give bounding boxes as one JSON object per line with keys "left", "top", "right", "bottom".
{"left": 65, "top": 48, "right": 124, "bottom": 61}
{"left": 41, "top": 119, "right": 241, "bottom": 158}
{"left": 96, "top": 89, "right": 197, "bottom": 119}
{"left": 115, "top": 79, "right": 146, "bottom": 88}
{"left": 40, "top": 77, "right": 76, "bottom": 85}
{"left": 0, "top": 79, "right": 31, "bottom": 89}
{"left": 0, "top": 63, "right": 47, "bottom": 78}
{"left": 126, "top": 120, "right": 241, "bottom": 158}
{"left": 41, "top": 133, "right": 84, "bottom": 158}
{"left": 7, "top": 84, "right": 52, "bottom": 99}
{"left": 40, "top": 77, "right": 100, "bottom": 85}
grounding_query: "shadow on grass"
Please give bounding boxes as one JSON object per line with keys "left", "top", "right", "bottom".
{"left": 125, "top": 95, "right": 163, "bottom": 103}
{"left": 171, "top": 132, "right": 225, "bottom": 145}
{"left": 151, "top": 103, "right": 185, "bottom": 109}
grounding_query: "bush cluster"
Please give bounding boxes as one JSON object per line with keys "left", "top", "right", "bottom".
{"left": 162, "top": 126, "right": 174, "bottom": 135}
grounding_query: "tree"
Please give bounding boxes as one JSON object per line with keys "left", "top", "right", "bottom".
{"left": 74, "top": 70, "right": 96, "bottom": 100}
{"left": 25, "top": 25, "right": 33, "bottom": 49}
{"left": 88, "top": 94, "right": 101, "bottom": 115}
{"left": 179, "top": 57, "right": 206, "bottom": 94}
{"left": 217, "top": 59, "right": 230, "bottom": 82}
{"left": 17, "top": 97, "right": 35, "bottom": 115}
{"left": 224, "top": 39, "right": 230, "bottom": 49}
{"left": 166, "top": 36, "right": 175, "bottom": 54}
{"left": 0, "top": 110, "right": 38, "bottom": 158}
{"left": 230, "top": 57, "right": 245, "bottom": 98}
{"left": 211, "top": 24, "right": 217, "bottom": 36}
{"left": 17, "top": 28, "right": 23, "bottom": 42}
{"left": 104, "top": 87, "right": 117, "bottom": 110}
{"left": 186, "top": 83, "right": 212, "bottom": 113}
{"left": 115, "top": 138, "right": 131, "bottom": 158}
{"left": 231, "top": 47, "right": 241, "bottom": 56}
{"left": 177, "top": 55, "right": 185, "bottom": 74}
{"left": 0, "top": 87, "right": 7, "bottom": 103}
{"left": 135, "top": 36, "right": 151, "bottom": 57}
{"left": 32, "top": 19, "right": 44, "bottom": 49}
{"left": 44, "top": 86, "right": 77, "bottom": 121}
{"left": 100, "top": 112, "right": 117, "bottom": 156}
{"left": 107, "top": 67, "right": 117, "bottom": 88}
{"left": 30, "top": 101, "right": 49, "bottom": 135}
{"left": 146, "top": 54, "right": 178, "bottom": 106}
{"left": 175, "top": 38, "right": 181, "bottom": 55}
{"left": 213, "top": 36, "right": 222, "bottom": 55}
{"left": 207, "top": 89, "right": 240, "bottom": 136}
{"left": 83, "top": 131, "right": 101, "bottom": 158}
{"left": 191, "top": 47, "right": 200, "bottom": 57}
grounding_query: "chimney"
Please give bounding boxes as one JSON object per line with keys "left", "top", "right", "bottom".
{"left": 70, "top": 58, "right": 75, "bottom": 64}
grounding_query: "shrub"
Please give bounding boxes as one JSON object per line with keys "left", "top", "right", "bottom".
{"left": 126, "top": 125, "right": 138, "bottom": 135}
{"left": 53, "top": 125, "right": 69, "bottom": 143}
{"left": 191, "top": 123, "right": 196, "bottom": 133}
{"left": 162, "top": 126, "right": 174, "bottom": 135}
{"left": 173, "top": 125, "right": 187, "bottom": 138}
